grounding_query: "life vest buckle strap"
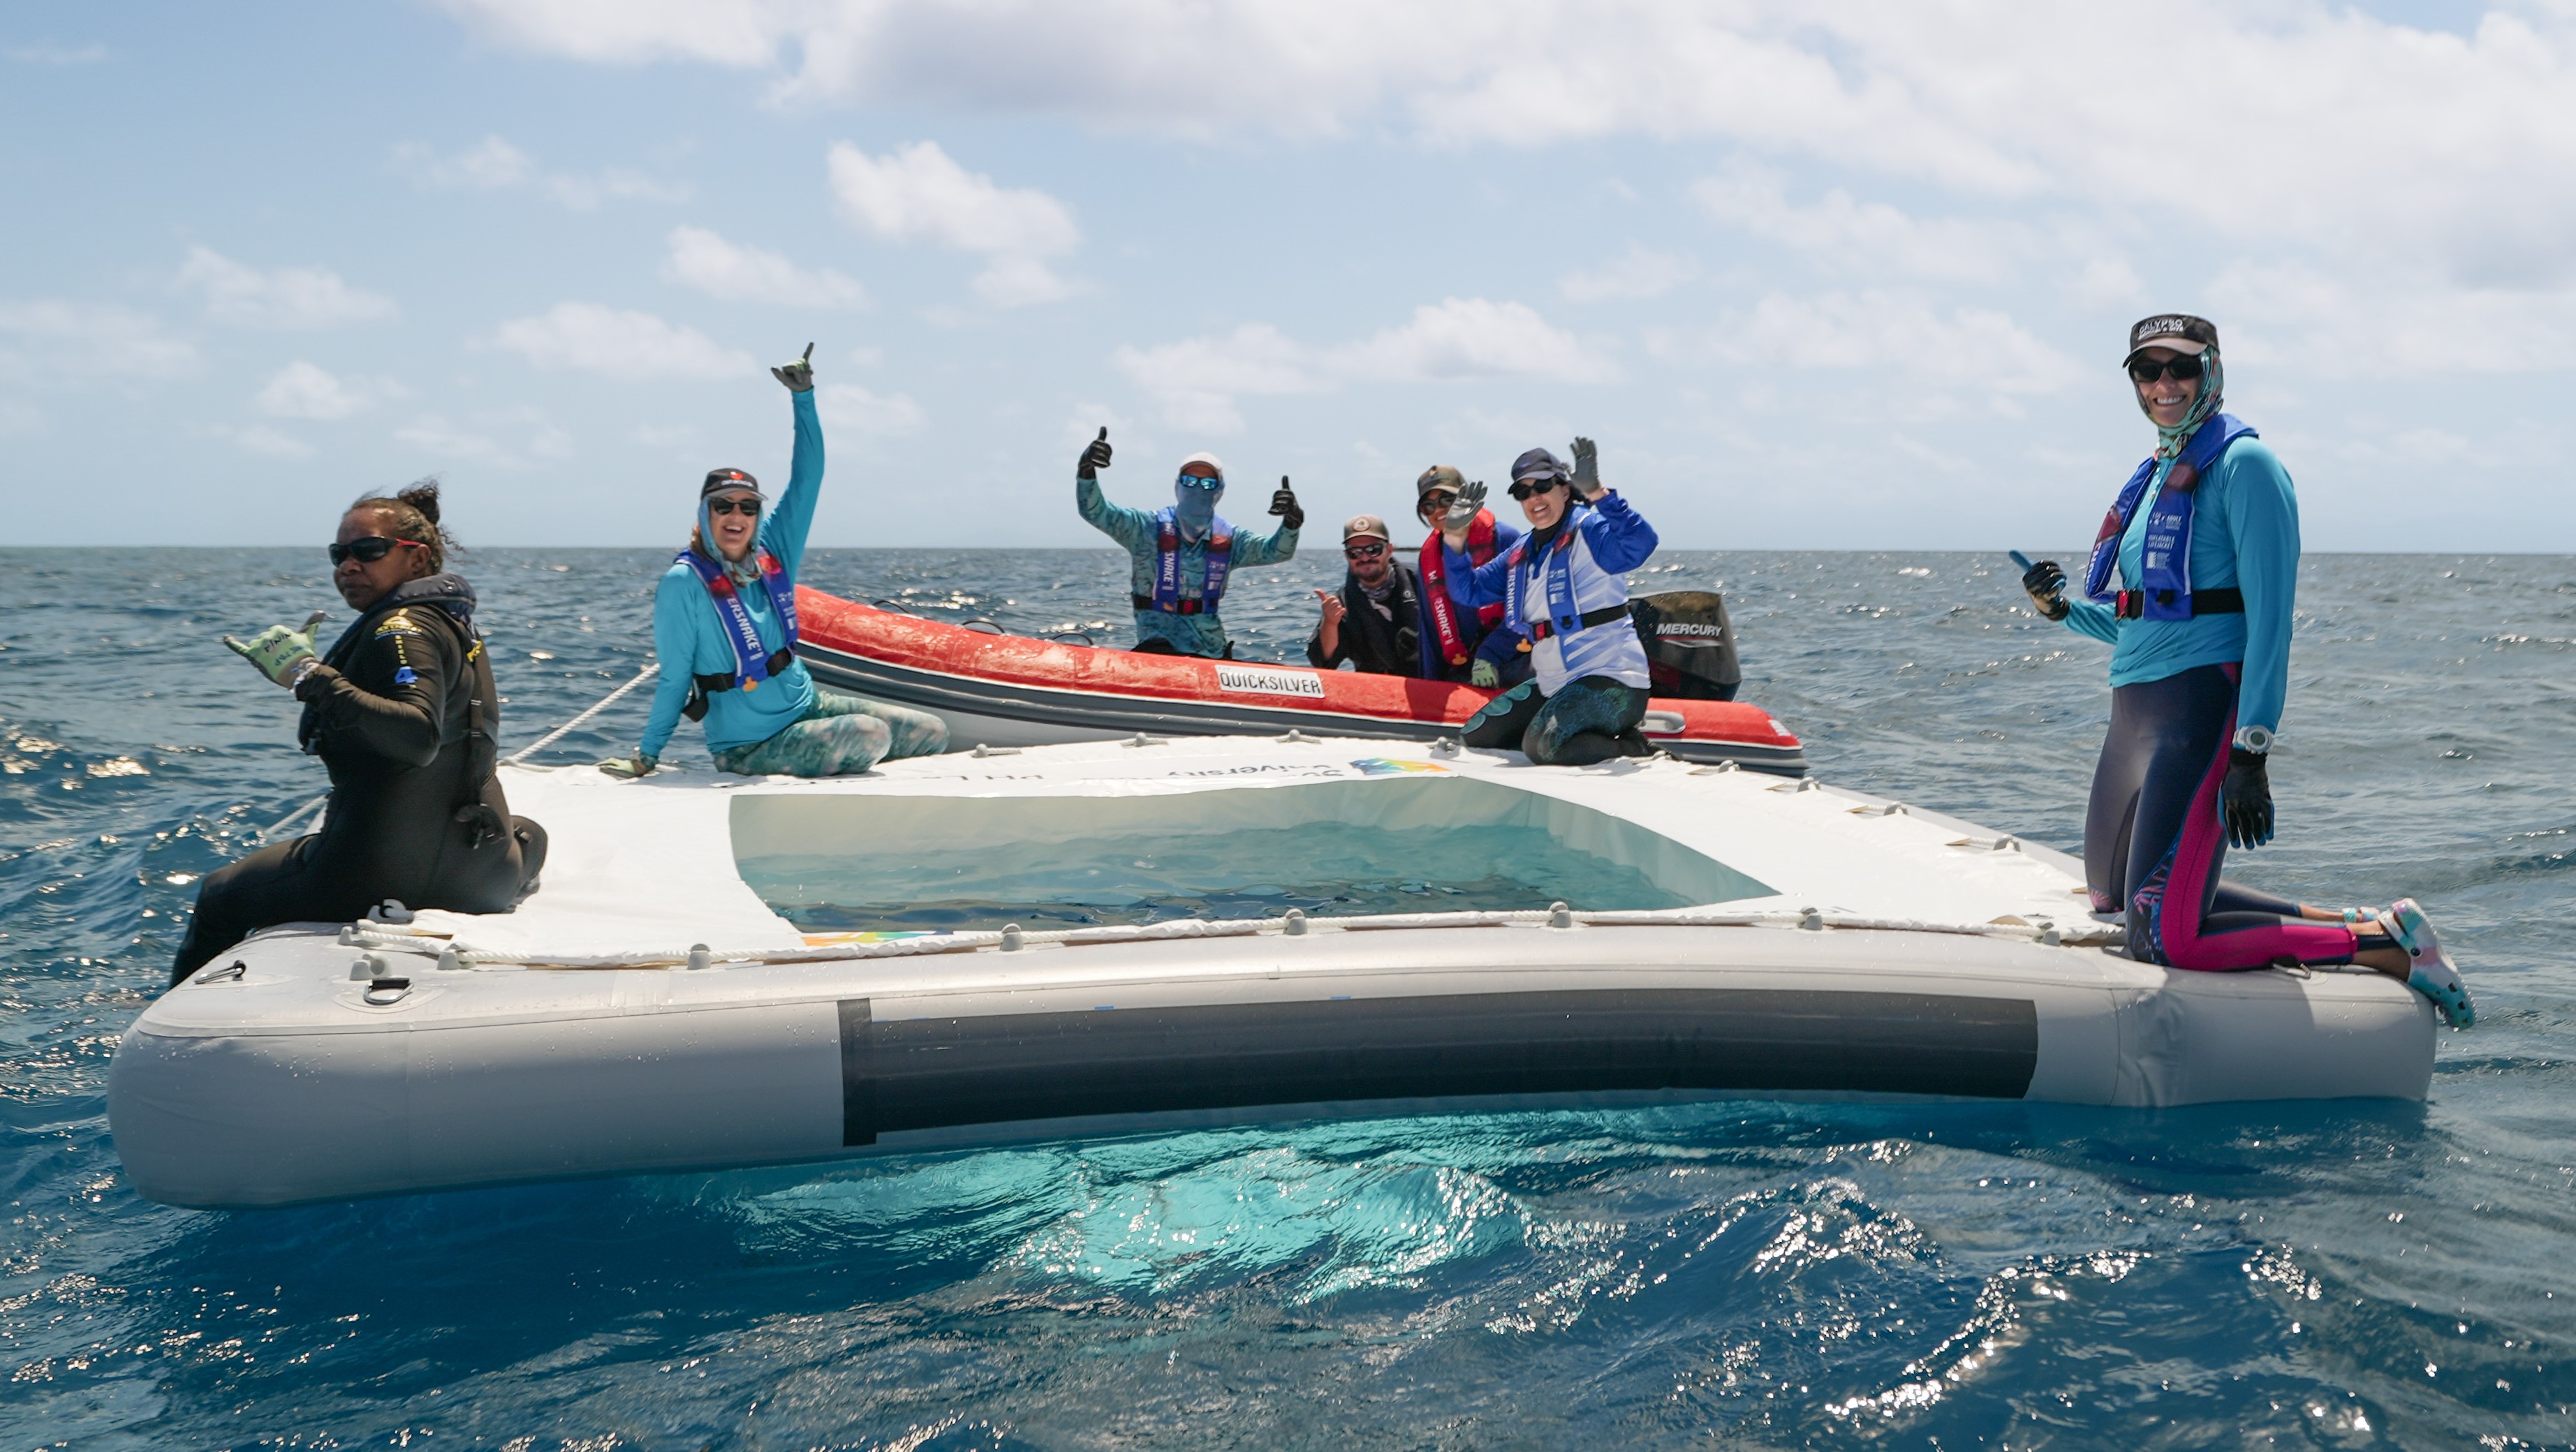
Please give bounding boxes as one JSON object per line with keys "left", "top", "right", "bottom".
{"left": 1525, "top": 600, "right": 1632, "bottom": 642}
{"left": 2113, "top": 587, "right": 2244, "bottom": 620}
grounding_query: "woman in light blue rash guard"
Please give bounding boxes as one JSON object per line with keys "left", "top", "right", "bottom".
{"left": 1459, "top": 439, "right": 1658, "bottom": 766}
{"left": 2017, "top": 313, "right": 2471, "bottom": 1027}
{"left": 1073, "top": 428, "right": 1302, "bottom": 658}
{"left": 602, "top": 346, "right": 948, "bottom": 779}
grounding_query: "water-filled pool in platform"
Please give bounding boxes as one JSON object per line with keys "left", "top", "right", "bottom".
{"left": 730, "top": 774, "right": 1777, "bottom": 932}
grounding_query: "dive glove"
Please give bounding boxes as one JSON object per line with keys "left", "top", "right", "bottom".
{"left": 1470, "top": 658, "right": 1500, "bottom": 688}
{"left": 1570, "top": 436, "right": 1601, "bottom": 496}
{"left": 1269, "top": 475, "right": 1304, "bottom": 531}
{"left": 770, "top": 342, "right": 815, "bottom": 393}
{"left": 2221, "top": 748, "right": 2274, "bottom": 849}
{"left": 1079, "top": 427, "right": 1113, "bottom": 480}
{"left": 598, "top": 753, "right": 658, "bottom": 780}
{"left": 224, "top": 610, "right": 328, "bottom": 689}
{"left": 1444, "top": 480, "right": 1487, "bottom": 531}
{"left": 2019, "top": 558, "right": 2072, "bottom": 621}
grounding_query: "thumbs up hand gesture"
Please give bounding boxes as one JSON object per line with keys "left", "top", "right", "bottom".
{"left": 1079, "top": 427, "right": 1113, "bottom": 480}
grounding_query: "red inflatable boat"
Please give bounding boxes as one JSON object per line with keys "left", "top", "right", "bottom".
{"left": 794, "top": 588, "right": 1807, "bottom": 774}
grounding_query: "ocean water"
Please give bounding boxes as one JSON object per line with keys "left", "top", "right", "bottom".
{"left": 1, "top": 545, "right": 2570, "bottom": 1449}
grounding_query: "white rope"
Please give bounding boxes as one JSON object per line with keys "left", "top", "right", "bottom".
{"left": 339, "top": 904, "right": 2112, "bottom": 971}
{"left": 504, "top": 662, "right": 660, "bottom": 765}
{"left": 256, "top": 792, "right": 329, "bottom": 843}
{"left": 253, "top": 661, "right": 660, "bottom": 843}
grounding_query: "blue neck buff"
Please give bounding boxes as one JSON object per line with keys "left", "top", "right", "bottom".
{"left": 1173, "top": 480, "right": 1222, "bottom": 537}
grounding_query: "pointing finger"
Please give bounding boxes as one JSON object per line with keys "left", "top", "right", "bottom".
{"left": 801, "top": 341, "right": 814, "bottom": 363}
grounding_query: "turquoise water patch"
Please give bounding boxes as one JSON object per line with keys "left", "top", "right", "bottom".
{"left": 733, "top": 775, "right": 1774, "bottom": 932}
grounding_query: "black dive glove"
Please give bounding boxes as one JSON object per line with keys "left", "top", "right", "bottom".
{"left": 2222, "top": 748, "right": 2274, "bottom": 849}
{"left": 1270, "top": 475, "right": 1303, "bottom": 531}
{"left": 770, "top": 342, "right": 814, "bottom": 393}
{"left": 1079, "top": 427, "right": 1112, "bottom": 480}
{"left": 2020, "top": 558, "right": 2071, "bottom": 621}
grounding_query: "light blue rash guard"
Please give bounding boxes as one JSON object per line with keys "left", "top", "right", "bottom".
{"left": 1077, "top": 473, "right": 1300, "bottom": 658}
{"left": 2059, "top": 436, "right": 2299, "bottom": 736}
{"left": 640, "top": 391, "right": 823, "bottom": 757}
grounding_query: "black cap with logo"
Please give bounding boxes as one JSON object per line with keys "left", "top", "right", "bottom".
{"left": 2125, "top": 313, "right": 2218, "bottom": 366}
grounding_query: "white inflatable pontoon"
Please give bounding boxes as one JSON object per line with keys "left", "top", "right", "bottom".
{"left": 111, "top": 736, "right": 2435, "bottom": 1208}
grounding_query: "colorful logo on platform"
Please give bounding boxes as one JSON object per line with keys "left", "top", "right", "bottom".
{"left": 1350, "top": 758, "right": 1449, "bottom": 776}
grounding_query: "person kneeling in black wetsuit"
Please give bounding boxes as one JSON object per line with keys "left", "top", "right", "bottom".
{"left": 171, "top": 482, "right": 546, "bottom": 986}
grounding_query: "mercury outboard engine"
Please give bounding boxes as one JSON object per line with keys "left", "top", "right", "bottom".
{"left": 1629, "top": 591, "right": 1742, "bottom": 701}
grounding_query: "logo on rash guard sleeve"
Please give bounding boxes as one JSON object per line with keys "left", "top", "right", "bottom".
{"left": 394, "top": 667, "right": 417, "bottom": 686}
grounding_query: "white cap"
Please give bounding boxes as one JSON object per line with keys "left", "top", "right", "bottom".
{"left": 1177, "top": 451, "right": 1225, "bottom": 480}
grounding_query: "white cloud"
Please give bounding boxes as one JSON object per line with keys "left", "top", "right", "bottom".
{"left": 436, "top": 1, "right": 2576, "bottom": 373}
{"left": 395, "top": 135, "right": 688, "bottom": 210}
{"left": 1112, "top": 323, "right": 1328, "bottom": 434}
{"left": 1691, "top": 163, "right": 2025, "bottom": 283}
{"left": 398, "top": 134, "right": 536, "bottom": 189}
{"left": 0, "top": 301, "right": 198, "bottom": 378}
{"left": 226, "top": 424, "right": 314, "bottom": 459}
{"left": 660, "top": 226, "right": 867, "bottom": 309}
{"left": 816, "top": 382, "right": 925, "bottom": 437}
{"left": 1653, "top": 290, "right": 2080, "bottom": 401}
{"left": 1559, "top": 245, "right": 1698, "bottom": 303}
{"left": 177, "top": 247, "right": 399, "bottom": 329}
{"left": 488, "top": 303, "right": 754, "bottom": 380}
{"left": 547, "top": 169, "right": 691, "bottom": 211}
{"left": 1337, "top": 298, "right": 1618, "bottom": 385}
{"left": 827, "top": 140, "right": 1080, "bottom": 306}
{"left": 254, "top": 360, "right": 405, "bottom": 420}
{"left": 1114, "top": 299, "right": 1612, "bottom": 433}
{"left": 4, "top": 43, "right": 108, "bottom": 66}
{"left": 395, "top": 411, "right": 573, "bottom": 468}
{"left": 2205, "top": 259, "right": 2576, "bottom": 376}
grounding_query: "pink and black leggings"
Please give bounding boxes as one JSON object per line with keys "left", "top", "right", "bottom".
{"left": 2085, "top": 662, "right": 2369, "bottom": 971}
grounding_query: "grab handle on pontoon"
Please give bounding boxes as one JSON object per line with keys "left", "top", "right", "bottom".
{"left": 1639, "top": 709, "right": 1688, "bottom": 736}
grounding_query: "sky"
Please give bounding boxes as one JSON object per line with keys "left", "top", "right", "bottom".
{"left": 3, "top": 0, "right": 2571, "bottom": 551}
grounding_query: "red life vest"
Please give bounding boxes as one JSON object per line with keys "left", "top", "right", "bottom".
{"left": 1418, "top": 510, "right": 1505, "bottom": 667}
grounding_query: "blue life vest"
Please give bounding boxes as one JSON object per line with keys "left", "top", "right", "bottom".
{"left": 2083, "top": 413, "right": 2258, "bottom": 621}
{"left": 1148, "top": 508, "right": 1233, "bottom": 614}
{"left": 677, "top": 547, "right": 798, "bottom": 690}
{"left": 1500, "top": 512, "right": 1600, "bottom": 639}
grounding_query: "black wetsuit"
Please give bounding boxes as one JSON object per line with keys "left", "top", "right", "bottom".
{"left": 171, "top": 575, "right": 546, "bottom": 985}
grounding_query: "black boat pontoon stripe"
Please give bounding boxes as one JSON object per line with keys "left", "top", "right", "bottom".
{"left": 835, "top": 988, "right": 2034, "bottom": 1145}
{"left": 837, "top": 998, "right": 876, "bottom": 1146}
{"left": 797, "top": 644, "right": 1809, "bottom": 774}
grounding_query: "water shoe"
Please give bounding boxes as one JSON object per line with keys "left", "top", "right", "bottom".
{"left": 2382, "top": 898, "right": 2474, "bottom": 1029}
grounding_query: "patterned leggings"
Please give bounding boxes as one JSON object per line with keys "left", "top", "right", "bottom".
{"left": 1462, "top": 676, "right": 1649, "bottom": 766}
{"left": 710, "top": 690, "right": 950, "bottom": 777}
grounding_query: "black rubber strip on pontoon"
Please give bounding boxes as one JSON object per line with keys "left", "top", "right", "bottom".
{"left": 837, "top": 987, "right": 2035, "bottom": 1146}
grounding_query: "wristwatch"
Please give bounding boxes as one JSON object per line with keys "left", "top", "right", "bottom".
{"left": 2232, "top": 725, "right": 2274, "bottom": 755}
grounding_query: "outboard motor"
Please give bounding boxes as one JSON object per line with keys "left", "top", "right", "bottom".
{"left": 1629, "top": 591, "right": 1742, "bottom": 701}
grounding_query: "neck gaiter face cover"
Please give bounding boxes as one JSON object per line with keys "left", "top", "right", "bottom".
{"left": 1173, "top": 481, "right": 1221, "bottom": 535}
{"left": 2143, "top": 350, "right": 2226, "bottom": 459}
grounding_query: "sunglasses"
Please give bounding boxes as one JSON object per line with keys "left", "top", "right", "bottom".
{"left": 707, "top": 495, "right": 763, "bottom": 517}
{"left": 1507, "top": 477, "right": 1566, "bottom": 501}
{"left": 1176, "top": 473, "right": 1222, "bottom": 491}
{"left": 1418, "top": 490, "right": 1457, "bottom": 512}
{"left": 1344, "top": 541, "right": 1388, "bottom": 560}
{"left": 2128, "top": 353, "right": 2206, "bottom": 384}
{"left": 327, "top": 536, "right": 423, "bottom": 566}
